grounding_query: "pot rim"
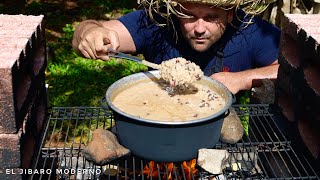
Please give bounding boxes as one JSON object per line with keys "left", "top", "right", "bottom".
{"left": 106, "top": 70, "right": 233, "bottom": 125}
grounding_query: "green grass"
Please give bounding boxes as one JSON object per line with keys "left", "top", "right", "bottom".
{"left": 45, "top": 22, "right": 147, "bottom": 107}
{"left": 47, "top": 56, "right": 147, "bottom": 107}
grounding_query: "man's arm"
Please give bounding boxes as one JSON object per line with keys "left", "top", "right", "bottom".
{"left": 210, "top": 60, "right": 279, "bottom": 94}
{"left": 72, "top": 19, "right": 136, "bottom": 60}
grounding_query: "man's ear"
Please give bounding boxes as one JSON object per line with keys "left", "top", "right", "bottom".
{"left": 227, "top": 9, "right": 234, "bottom": 23}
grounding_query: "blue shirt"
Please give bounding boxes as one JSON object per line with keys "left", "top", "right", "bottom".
{"left": 118, "top": 10, "right": 280, "bottom": 76}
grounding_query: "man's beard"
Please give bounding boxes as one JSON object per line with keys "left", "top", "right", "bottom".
{"left": 187, "top": 38, "right": 216, "bottom": 52}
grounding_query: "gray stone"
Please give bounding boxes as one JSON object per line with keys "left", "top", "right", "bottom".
{"left": 197, "top": 149, "right": 229, "bottom": 174}
{"left": 82, "top": 128, "right": 130, "bottom": 165}
{"left": 220, "top": 107, "right": 244, "bottom": 144}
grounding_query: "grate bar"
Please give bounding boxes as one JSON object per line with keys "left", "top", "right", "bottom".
{"left": 250, "top": 108, "right": 291, "bottom": 178}
{"left": 29, "top": 105, "right": 319, "bottom": 180}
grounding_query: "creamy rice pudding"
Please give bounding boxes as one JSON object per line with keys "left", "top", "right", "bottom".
{"left": 112, "top": 79, "right": 226, "bottom": 121}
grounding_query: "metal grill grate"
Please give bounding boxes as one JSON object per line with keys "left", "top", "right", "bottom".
{"left": 30, "top": 105, "right": 320, "bottom": 180}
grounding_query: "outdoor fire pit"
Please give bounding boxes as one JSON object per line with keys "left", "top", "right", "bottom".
{"left": 29, "top": 105, "right": 320, "bottom": 180}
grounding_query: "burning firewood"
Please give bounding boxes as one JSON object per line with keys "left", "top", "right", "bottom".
{"left": 82, "top": 128, "right": 130, "bottom": 165}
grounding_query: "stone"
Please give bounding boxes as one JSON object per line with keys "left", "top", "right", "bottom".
{"left": 251, "top": 79, "right": 275, "bottom": 104}
{"left": 82, "top": 128, "right": 130, "bottom": 165}
{"left": 197, "top": 149, "right": 229, "bottom": 174}
{"left": 220, "top": 107, "right": 244, "bottom": 144}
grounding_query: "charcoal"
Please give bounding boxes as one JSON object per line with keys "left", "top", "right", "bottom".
{"left": 82, "top": 128, "right": 130, "bottom": 165}
{"left": 220, "top": 107, "right": 244, "bottom": 144}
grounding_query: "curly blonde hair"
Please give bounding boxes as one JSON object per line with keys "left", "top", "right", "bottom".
{"left": 137, "top": 0, "right": 271, "bottom": 26}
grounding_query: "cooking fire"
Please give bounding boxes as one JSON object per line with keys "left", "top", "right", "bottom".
{"left": 143, "top": 159, "right": 198, "bottom": 180}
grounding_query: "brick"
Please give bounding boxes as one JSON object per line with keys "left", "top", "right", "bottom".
{"left": 279, "top": 33, "right": 301, "bottom": 68}
{"left": 32, "top": 42, "right": 46, "bottom": 76}
{"left": 0, "top": 37, "right": 29, "bottom": 69}
{"left": 0, "top": 15, "right": 45, "bottom": 134}
{"left": 0, "top": 68, "right": 16, "bottom": 134}
{"left": 32, "top": 88, "right": 47, "bottom": 134}
{"left": 0, "top": 15, "right": 44, "bottom": 38}
{"left": 21, "top": 132, "right": 36, "bottom": 169}
{"left": 0, "top": 14, "right": 47, "bottom": 173}
{"left": 282, "top": 14, "right": 320, "bottom": 42}
{"left": 275, "top": 88, "right": 295, "bottom": 122}
{"left": 20, "top": 87, "right": 47, "bottom": 169}
{"left": 15, "top": 74, "right": 32, "bottom": 110}
{"left": 298, "top": 118, "right": 320, "bottom": 159}
{"left": 281, "top": 14, "right": 320, "bottom": 64}
{"left": 0, "top": 131, "right": 22, "bottom": 168}
{"left": 278, "top": 53, "right": 299, "bottom": 76}
{"left": 303, "top": 64, "right": 320, "bottom": 95}
{"left": 276, "top": 64, "right": 295, "bottom": 96}
{"left": 291, "top": 65, "right": 320, "bottom": 103}
{"left": 0, "top": 168, "right": 23, "bottom": 180}
{"left": 281, "top": 14, "right": 304, "bottom": 42}
{"left": 15, "top": 73, "right": 46, "bottom": 131}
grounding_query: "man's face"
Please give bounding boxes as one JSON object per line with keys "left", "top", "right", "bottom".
{"left": 178, "top": 3, "right": 233, "bottom": 52}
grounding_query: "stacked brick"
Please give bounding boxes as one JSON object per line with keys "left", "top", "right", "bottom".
{"left": 0, "top": 14, "right": 47, "bottom": 179}
{"left": 276, "top": 14, "right": 320, "bottom": 160}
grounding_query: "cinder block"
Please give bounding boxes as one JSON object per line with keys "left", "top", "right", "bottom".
{"left": 282, "top": 14, "right": 320, "bottom": 42}
{"left": 276, "top": 63, "right": 295, "bottom": 96}
{"left": 0, "top": 15, "right": 44, "bottom": 38}
{"left": 298, "top": 118, "right": 320, "bottom": 159}
{"left": 0, "top": 131, "right": 22, "bottom": 168}
{"left": 303, "top": 64, "right": 320, "bottom": 96}
{"left": 0, "top": 15, "right": 46, "bottom": 134}
{"left": 32, "top": 87, "right": 48, "bottom": 135}
{"left": 0, "top": 168, "right": 23, "bottom": 180}
{"left": 275, "top": 87, "right": 296, "bottom": 122}
{"left": 0, "top": 68, "right": 16, "bottom": 134}
{"left": 20, "top": 86, "right": 47, "bottom": 169}
{"left": 15, "top": 74, "right": 32, "bottom": 111}
{"left": 21, "top": 131, "right": 36, "bottom": 169}
{"left": 281, "top": 14, "right": 320, "bottom": 64}
{"left": 279, "top": 33, "right": 301, "bottom": 68}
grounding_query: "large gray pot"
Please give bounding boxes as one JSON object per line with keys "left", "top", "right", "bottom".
{"left": 105, "top": 70, "right": 233, "bottom": 162}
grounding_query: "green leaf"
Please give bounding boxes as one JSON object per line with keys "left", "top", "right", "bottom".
{"left": 64, "top": 90, "right": 74, "bottom": 95}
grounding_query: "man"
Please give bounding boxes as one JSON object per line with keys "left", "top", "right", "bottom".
{"left": 72, "top": 0, "right": 280, "bottom": 95}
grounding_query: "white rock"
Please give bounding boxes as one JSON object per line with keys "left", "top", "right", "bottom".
{"left": 197, "top": 149, "right": 229, "bottom": 174}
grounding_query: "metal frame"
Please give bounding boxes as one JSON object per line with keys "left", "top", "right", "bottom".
{"left": 29, "top": 105, "right": 320, "bottom": 180}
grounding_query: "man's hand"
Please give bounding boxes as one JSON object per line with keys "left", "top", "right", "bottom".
{"left": 72, "top": 20, "right": 136, "bottom": 61}
{"left": 210, "top": 72, "right": 248, "bottom": 94}
{"left": 78, "top": 27, "right": 120, "bottom": 60}
{"left": 210, "top": 62, "right": 279, "bottom": 94}
{"left": 72, "top": 20, "right": 121, "bottom": 61}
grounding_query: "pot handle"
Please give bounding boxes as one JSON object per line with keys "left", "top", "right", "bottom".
{"left": 223, "top": 108, "right": 231, "bottom": 118}
{"left": 101, "top": 97, "right": 110, "bottom": 110}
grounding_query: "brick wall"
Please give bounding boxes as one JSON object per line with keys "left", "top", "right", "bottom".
{"left": 276, "top": 14, "right": 320, "bottom": 160}
{"left": 0, "top": 14, "right": 47, "bottom": 179}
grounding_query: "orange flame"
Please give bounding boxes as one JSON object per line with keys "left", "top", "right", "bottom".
{"left": 182, "top": 159, "right": 198, "bottom": 180}
{"left": 143, "top": 159, "right": 198, "bottom": 180}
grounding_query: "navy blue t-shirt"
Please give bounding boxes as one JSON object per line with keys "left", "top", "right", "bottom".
{"left": 118, "top": 10, "right": 280, "bottom": 76}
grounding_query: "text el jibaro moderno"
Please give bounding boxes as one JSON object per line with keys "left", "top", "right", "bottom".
{"left": 5, "top": 168, "right": 102, "bottom": 175}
